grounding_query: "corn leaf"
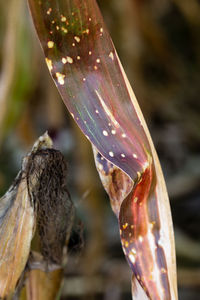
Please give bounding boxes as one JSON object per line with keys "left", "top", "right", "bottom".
{"left": 0, "top": 173, "right": 34, "bottom": 298}
{"left": 28, "top": 1, "right": 178, "bottom": 299}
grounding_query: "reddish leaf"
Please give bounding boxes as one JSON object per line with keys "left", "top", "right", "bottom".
{"left": 28, "top": 0, "right": 149, "bottom": 179}
{"left": 28, "top": 1, "right": 178, "bottom": 299}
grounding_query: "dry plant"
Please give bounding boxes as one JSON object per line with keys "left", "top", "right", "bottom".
{"left": 0, "top": 133, "right": 74, "bottom": 299}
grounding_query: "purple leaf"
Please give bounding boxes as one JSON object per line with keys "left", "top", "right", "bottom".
{"left": 28, "top": 1, "right": 178, "bottom": 299}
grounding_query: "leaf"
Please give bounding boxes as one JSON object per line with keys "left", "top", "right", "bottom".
{"left": 28, "top": 1, "right": 178, "bottom": 299}
{"left": 92, "top": 145, "right": 133, "bottom": 216}
{"left": 28, "top": 0, "right": 149, "bottom": 179}
{"left": 0, "top": 173, "right": 34, "bottom": 298}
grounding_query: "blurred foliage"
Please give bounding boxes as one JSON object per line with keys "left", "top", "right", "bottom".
{"left": 0, "top": 0, "right": 200, "bottom": 299}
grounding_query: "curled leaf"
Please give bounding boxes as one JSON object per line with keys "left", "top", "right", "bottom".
{"left": 28, "top": 0, "right": 149, "bottom": 180}
{"left": 28, "top": 1, "right": 178, "bottom": 299}
{"left": 93, "top": 145, "right": 133, "bottom": 217}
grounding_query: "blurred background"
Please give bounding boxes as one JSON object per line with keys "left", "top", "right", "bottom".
{"left": 0, "top": 0, "right": 200, "bottom": 299}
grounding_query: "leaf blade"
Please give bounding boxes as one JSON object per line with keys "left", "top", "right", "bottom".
{"left": 28, "top": 1, "right": 178, "bottom": 299}
{"left": 0, "top": 176, "right": 34, "bottom": 298}
{"left": 28, "top": 0, "right": 150, "bottom": 179}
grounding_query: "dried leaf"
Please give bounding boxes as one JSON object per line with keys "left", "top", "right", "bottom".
{"left": 0, "top": 174, "right": 34, "bottom": 298}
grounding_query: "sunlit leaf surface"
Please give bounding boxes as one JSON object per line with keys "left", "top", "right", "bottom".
{"left": 28, "top": 1, "right": 178, "bottom": 299}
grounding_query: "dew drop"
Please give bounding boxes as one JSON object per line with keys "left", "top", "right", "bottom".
{"left": 47, "top": 41, "right": 54, "bottom": 48}
{"left": 109, "top": 151, "right": 114, "bottom": 157}
{"left": 103, "top": 130, "right": 108, "bottom": 136}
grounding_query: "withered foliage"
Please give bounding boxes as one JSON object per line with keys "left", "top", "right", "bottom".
{"left": 0, "top": 133, "right": 74, "bottom": 299}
